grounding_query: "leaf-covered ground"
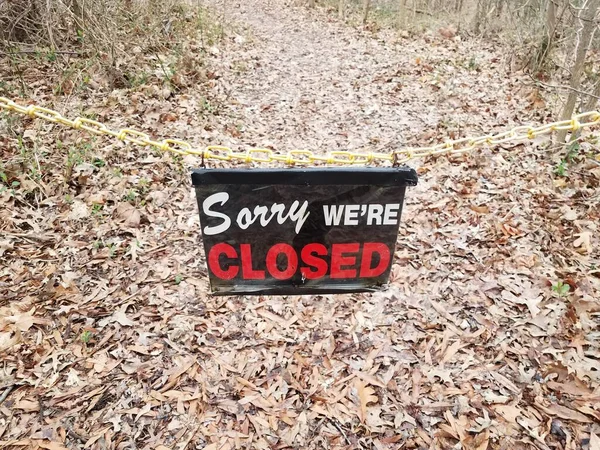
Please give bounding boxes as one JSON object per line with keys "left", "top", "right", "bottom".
{"left": 1, "top": 0, "right": 599, "bottom": 449}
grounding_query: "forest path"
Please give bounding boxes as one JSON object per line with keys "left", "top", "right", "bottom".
{"left": 203, "top": 0, "right": 524, "bottom": 157}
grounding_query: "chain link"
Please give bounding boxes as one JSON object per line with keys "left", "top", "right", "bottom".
{"left": 1, "top": 97, "right": 599, "bottom": 166}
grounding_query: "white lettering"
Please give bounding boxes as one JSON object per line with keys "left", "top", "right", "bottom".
{"left": 271, "top": 203, "right": 286, "bottom": 223}
{"left": 344, "top": 205, "right": 360, "bottom": 225}
{"left": 235, "top": 200, "right": 310, "bottom": 234}
{"left": 202, "top": 192, "right": 231, "bottom": 236}
{"left": 323, "top": 205, "right": 344, "bottom": 226}
{"left": 237, "top": 208, "right": 254, "bottom": 229}
{"left": 367, "top": 204, "right": 383, "bottom": 225}
{"left": 383, "top": 204, "right": 400, "bottom": 225}
{"left": 254, "top": 205, "right": 271, "bottom": 227}
{"left": 287, "top": 200, "right": 311, "bottom": 234}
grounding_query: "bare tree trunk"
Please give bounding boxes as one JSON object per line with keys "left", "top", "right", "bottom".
{"left": 362, "top": 0, "right": 371, "bottom": 23}
{"left": 398, "top": 0, "right": 409, "bottom": 27}
{"left": 545, "top": 0, "right": 558, "bottom": 48}
{"left": 472, "top": 0, "right": 485, "bottom": 34}
{"left": 557, "top": 0, "right": 600, "bottom": 142}
{"left": 584, "top": 79, "right": 600, "bottom": 112}
{"left": 547, "top": 0, "right": 557, "bottom": 37}
{"left": 338, "top": 0, "right": 345, "bottom": 19}
{"left": 455, "top": 0, "right": 464, "bottom": 30}
{"left": 565, "top": 79, "right": 600, "bottom": 144}
{"left": 70, "top": 0, "right": 85, "bottom": 31}
{"left": 495, "top": 0, "right": 504, "bottom": 17}
{"left": 531, "top": 0, "right": 558, "bottom": 72}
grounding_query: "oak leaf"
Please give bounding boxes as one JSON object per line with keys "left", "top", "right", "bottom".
{"left": 354, "top": 380, "right": 378, "bottom": 423}
{"left": 115, "top": 202, "right": 141, "bottom": 228}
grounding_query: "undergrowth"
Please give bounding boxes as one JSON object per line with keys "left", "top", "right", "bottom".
{"left": 0, "top": 0, "right": 224, "bottom": 97}
{"left": 0, "top": 0, "right": 227, "bottom": 212}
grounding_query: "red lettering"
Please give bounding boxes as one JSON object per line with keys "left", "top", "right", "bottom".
{"left": 330, "top": 243, "right": 359, "bottom": 278}
{"left": 209, "top": 242, "right": 393, "bottom": 283}
{"left": 266, "top": 243, "right": 298, "bottom": 280}
{"left": 300, "top": 243, "right": 328, "bottom": 279}
{"left": 208, "top": 243, "right": 238, "bottom": 280}
{"left": 240, "top": 244, "right": 265, "bottom": 279}
{"left": 360, "top": 243, "right": 391, "bottom": 278}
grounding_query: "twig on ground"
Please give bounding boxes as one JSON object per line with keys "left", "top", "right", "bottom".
{"left": 326, "top": 417, "right": 351, "bottom": 445}
{"left": 0, "top": 385, "right": 15, "bottom": 405}
{"left": 0, "top": 51, "right": 79, "bottom": 56}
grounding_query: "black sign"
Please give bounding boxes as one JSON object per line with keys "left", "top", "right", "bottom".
{"left": 192, "top": 168, "right": 417, "bottom": 295}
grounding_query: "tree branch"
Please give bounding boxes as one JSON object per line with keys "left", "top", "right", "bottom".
{"left": 529, "top": 73, "right": 600, "bottom": 101}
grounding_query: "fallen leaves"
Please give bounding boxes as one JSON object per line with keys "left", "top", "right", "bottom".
{"left": 591, "top": 433, "right": 600, "bottom": 450}
{"left": 573, "top": 231, "right": 592, "bottom": 253}
{"left": 0, "top": 440, "right": 69, "bottom": 450}
{"left": 535, "top": 402, "right": 593, "bottom": 424}
{"left": 14, "top": 398, "right": 40, "bottom": 412}
{"left": 0, "top": 0, "right": 598, "bottom": 448}
{"left": 0, "top": 307, "right": 51, "bottom": 351}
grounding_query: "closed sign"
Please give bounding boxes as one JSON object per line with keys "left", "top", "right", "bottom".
{"left": 192, "top": 168, "right": 417, "bottom": 295}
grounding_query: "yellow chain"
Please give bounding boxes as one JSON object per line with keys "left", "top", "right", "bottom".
{"left": 1, "top": 96, "right": 599, "bottom": 165}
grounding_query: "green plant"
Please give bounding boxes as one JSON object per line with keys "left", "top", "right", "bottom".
{"left": 0, "top": 80, "right": 15, "bottom": 95}
{"left": 67, "top": 147, "right": 84, "bottom": 166}
{"left": 200, "top": 97, "right": 216, "bottom": 114}
{"left": 554, "top": 159, "right": 567, "bottom": 177}
{"left": 175, "top": 274, "right": 184, "bottom": 285}
{"left": 126, "top": 71, "right": 150, "bottom": 88}
{"left": 80, "top": 110, "right": 98, "bottom": 120}
{"left": 555, "top": 141, "right": 581, "bottom": 177}
{"left": 124, "top": 190, "right": 137, "bottom": 202}
{"left": 552, "top": 281, "right": 570, "bottom": 297}
{"left": 585, "top": 134, "right": 598, "bottom": 145}
{"left": 232, "top": 60, "right": 248, "bottom": 74}
{"left": 196, "top": 8, "right": 225, "bottom": 47}
{"left": 0, "top": 176, "right": 19, "bottom": 197}
{"left": 136, "top": 178, "right": 151, "bottom": 196}
{"left": 65, "top": 141, "right": 95, "bottom": 181}
{"left": 467, "top": 55, "right": 479, "bottom": 70}
{"left": 81, "top": 330, "right": 93, "bottom": 343}
{"left": 91, "top": 203, "right": 104, "bottom": 215}
{"left": 565, "top": 140, "right": 580, "bottom": 162}
{"left": 93, "top": 157, "right": 106, "bottom": 168}
{"left": 1, "top": 112, "right": 21, "bottom": 136}
{"left": 107, "top": 243, "right": 117, "bottom": 258}
{"left": 0, "top": 162, "right": 7, "bottom": 184}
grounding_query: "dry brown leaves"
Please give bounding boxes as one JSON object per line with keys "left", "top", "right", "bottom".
{"left": 0, "top": 0, "right": 599, "bottom": 448}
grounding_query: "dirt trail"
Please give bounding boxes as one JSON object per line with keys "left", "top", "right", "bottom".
{"left": 204, "top": 0, "right": 521, "bottom": 155}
